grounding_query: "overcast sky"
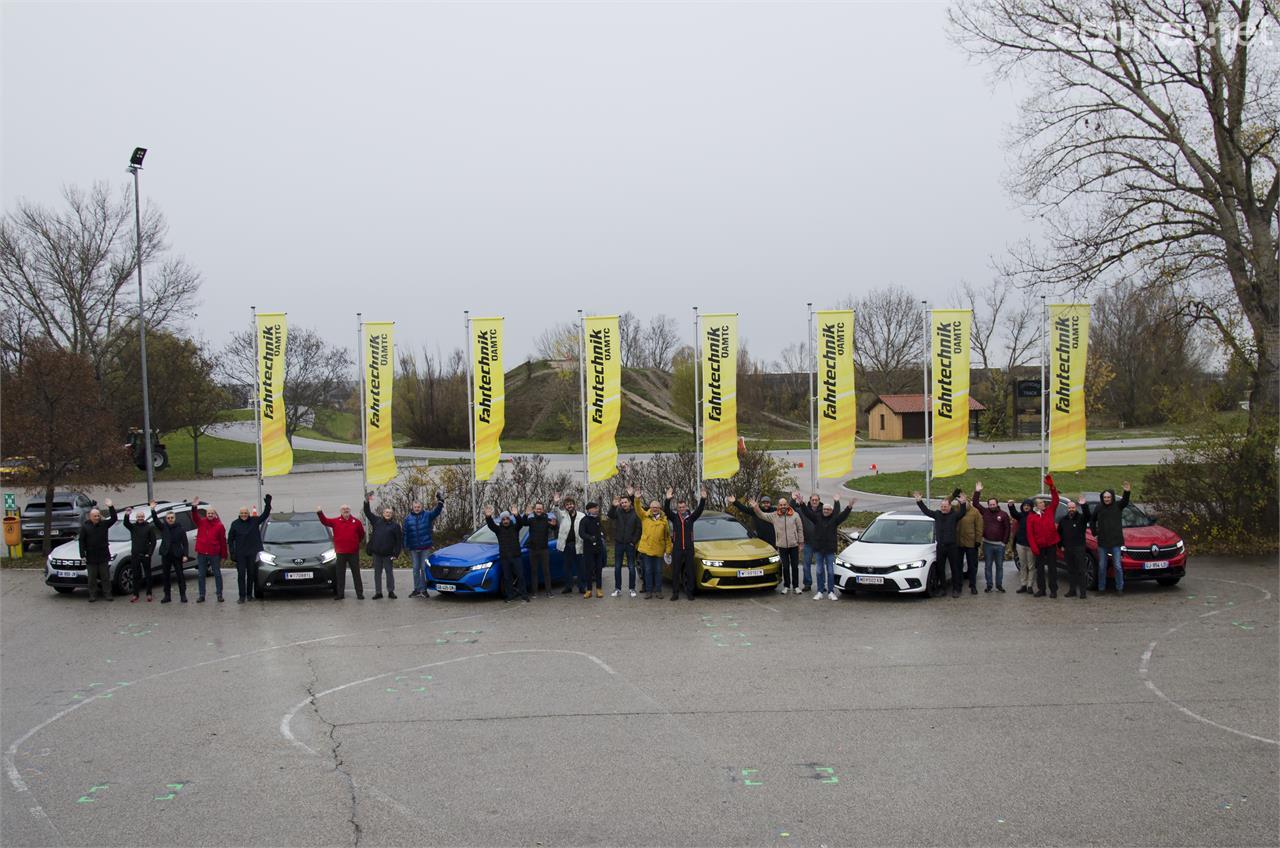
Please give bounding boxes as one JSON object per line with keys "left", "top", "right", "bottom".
{"left": 2, "top": 1, "right": 1032, "bottom": 365}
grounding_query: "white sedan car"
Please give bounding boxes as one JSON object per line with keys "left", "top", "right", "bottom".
{"left": 833, "top": 509, "right": 945, "bottom": 597}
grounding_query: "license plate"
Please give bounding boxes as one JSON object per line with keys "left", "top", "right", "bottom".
{"left": 856, "top": 575, "right": 885, "bottom": 585}
{"left": 436, "top": 583, "right": 456, "bottom": 592}
{"left": 737, "top": 568, "right": 765, "bottom": 577}
{"left": 55, "top": 570, "right": 79, "bottom": 578}
{"left": 1144, "top": 561, "right": 1169, "bottom": 570}
{"left": 284, "top": 571, "right": 313, "bottom": 580}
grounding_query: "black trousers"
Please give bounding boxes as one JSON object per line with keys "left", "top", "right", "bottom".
{"left": 161, "top": 554, "right": 187, "bottom": 599}
{"left": 1034, "top": 547, "right": 1058, "bottom": 594}
{"left": 501, "top": 554, "right": 527, "bottom": 599}
{"left": 335, "top": 553, "right": 363, "bottom": 598}
{"left": 778, "top": 546, "right": 800, "bottom": 589}
{"left": 670, "top": 549, "right": 695, "bottom": 597}
{"left": 131, "top": 554, "right": 153, "bottom": 595}
{"left": 235, "top": 553, "right": 258, "bottom": 599}
{"left": 936, "top": 542, "right": 964, "bottom": 591}
{"left": 582, "top": 545, "right": 604, "bottom": 590}
{"left": 961, "top": 546, "right": 979, "bottom": 590}
{"left": 1063, "top": 545, "right": 1087, "bottom": 595}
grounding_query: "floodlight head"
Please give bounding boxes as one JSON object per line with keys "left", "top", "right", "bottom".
{"left": 129, "top": 147, "right": 147, "bottom": 167}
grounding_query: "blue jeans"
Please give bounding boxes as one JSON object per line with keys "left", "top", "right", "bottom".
{"left": 1099, "top": 546, "right": 1124, "bottom": 591}
{"left": 801, "top": 545, "right": 814, "bottom": 588}
{"left": 614, "top": 543, "right": 636, "bottom": 591}
{"left": 410, "top": 548, "right": 431, "bottom": 592}
{"left": 813, "top": 551, "right": 835, "bottom": 592}
{"left": 641, "top": 554, "right": 663, "bottom": 594}
{"left": 196, "top": 553, "right": 223, "bottom": 599}
{"left": 982, "top": 541, "right": 1006, "bottom": 589}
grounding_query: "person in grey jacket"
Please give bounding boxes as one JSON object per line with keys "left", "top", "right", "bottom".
{"left": 364, "top": 496, "right": 404, "bottom": 599}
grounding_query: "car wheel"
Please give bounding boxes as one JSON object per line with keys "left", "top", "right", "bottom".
{"left": 925, "top": 563, "right": 945, "bottom": 598}
{"left": 53, "top": 586, "right": 75, "bottom": 595}
{"left": 112, "top": 561, "right": 134, "bottom": 595}
{"left": 152, "top": 449, "right": 169, "bottom": 472}
{"left": 1157, "top": 576, "right": 1181, "bottom": 586}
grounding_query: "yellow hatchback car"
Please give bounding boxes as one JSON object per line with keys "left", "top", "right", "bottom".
{"left": 665, "top": 511, "right": 781, "bottom": 591}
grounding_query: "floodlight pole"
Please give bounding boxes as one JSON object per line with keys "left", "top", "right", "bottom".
{"left": 128, "top": 153, "right": 155, "bottom": 501}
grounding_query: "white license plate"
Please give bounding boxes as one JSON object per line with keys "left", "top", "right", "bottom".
{"left": 55, "top": 570, "right": 79, "bottom": 578}
{"left": 284, "top": 571, "right": 313, "bottom": 581}
{"left": 1144, "top": 561, "right": 1169, "bottom": 570}
{"left": 737, "top": 568, "right": 765, "bottom": 578}
{"left": 436, "top": 583, "right": 457, "bottom": 592}
{"left": 856, "top": 575, "right": 885, "bottom": 585}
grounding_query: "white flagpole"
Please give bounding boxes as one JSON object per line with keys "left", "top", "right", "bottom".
{"left": 464, "top": 310, "right": 477, "bottom": 527}
{"left": 578, "top": 309, "right": 589, "bottom": 493}
{"left": 923, "top": 300, "right": 931, "bottom": 501}
{"left": 807, "top": 302, "right": 816, "bottom": 493}
{"left": 251, "top": 306, "right": 263, "bottom": 509}
{"left": 693, "top": 306, "right": 701, "bottom": 487}
{"left": 1040, "top": 294, "right": 1047, "bottom": 483}
{"left": 357, "top": 313, "right": 368, "bottom": 509}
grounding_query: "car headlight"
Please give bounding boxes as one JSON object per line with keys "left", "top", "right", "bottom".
{"left": 897, "top": 560, "right": 926, "bottom": 571}
{"left": 768, "top": 555, "right": 780, "bottom": 563}
{"left": 320, "top": 549, "right": 337, "bottom": 563}
{"left": 1175, "top": 540, "right": 1185, "bottom": 551}
{"left": 257, "top": 551, "right": 277, "bottom": 565}
{"left": 702, "top": 559, "right": 724, "bottom": 567}
{"left": 469, "top": 561, "right": 492, "bottom": 572}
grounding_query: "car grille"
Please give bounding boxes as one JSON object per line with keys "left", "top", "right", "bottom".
{"left": 713, "top": 573, "right": 778, "bottom": 588}
{"left": 719, "top": 556, "right": 774, "bottom": 569}
{"left": 430, "top": 565, "right": 472, "bottom": 581}
{"left": 50, "top": 558, "right": 84, "bottom": 569}
{"left": 851, "top": 564, "right": 900, "bottom": 575}
{"left": 1124, "top": 544, "right": 1182, "bottom": 561}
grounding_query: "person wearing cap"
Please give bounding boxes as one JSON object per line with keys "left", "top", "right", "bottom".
{"left": 484, "top": 504, "right": 529, "bottom": 603}
{"left": 579, "top": 502, "right": 606, "bottom": 598}
{"left": 734, "top": 494, "right": 804, "bottom": 595}
{"left": 727, "top": 494, "right": 776, "bottom": 548}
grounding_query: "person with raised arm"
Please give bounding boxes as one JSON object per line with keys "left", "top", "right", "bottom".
{"left": 633, "top": 489, "right": 672, "bottom": 599}
{"left": 1090, "top": 481, "right": 1132, "bottom": 595}
{"left": 151, "top": 501, "right": 190, "bottom": 603}
{"left": 1024, "top": 475, "right": 1062, "bottom": 598}
{"left": 552, "top": 493, "right": 586, "bottom": 595}
{"left": 317, "top": 503, "right": 366, "bottom": 600}
{"left": 79, "top": 499, "right": 117, "bottom": 602}
{"left": 794, "top": 492, "right": 853, "bottom": 600}
{"left": 972, "top": 482, "right": 1012, "bottom": 593}
{"left": 1058, "top": 494, "right": 1092, "bottom": 599}
{"left": 664, "top": 486, "right": 707, "bottom": 601}
{"left": 364, "top": 495, "right": 404, "bottom": 600}
{"left": 484, "top": 504, "right": 529, "bottom": 603}
{"left": 913, "top": 489, "right": 967, "bottom": 598}
{"left": 122, "top": 506, "right": 157, "bottom": 602}
{"left": 523, "top": 501, "right": 558, "bottom": 598}
{"left": 403, "top": 492, "right": 444, "bottom": 598}
{"left": 189, "top": 497, "right": 228, "bottom": 603}
{"left": 608, "top": 489, "right": 641, "bottom": 597}
{"left": 227, "top": 494, "right": 272, "bottom": 603}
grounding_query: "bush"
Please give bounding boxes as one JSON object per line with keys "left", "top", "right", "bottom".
{"left": 1146, "top": 416, "right": 1279, "bottom": 555}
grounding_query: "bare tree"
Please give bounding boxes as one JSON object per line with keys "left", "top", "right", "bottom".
{"left": 950, "top": 0, "right": 1279, "bottom": 433}
{"left": 395, "top": 346, "right": 469, "bottom": 449}
{"left": 219, "top": 326, "right": 352, "bottom": 443}
{"left": 842, "top": 285, "right": 925, "bottom": 403}
{"left": 961, "top": 282, "right": 1038, "bottom": 437}
{"left": 640, "top": 314, "right": 681, "bottom": 370}
{"left": 618, "top": 311, "right": 643, "bottom": 367}
{"left": 534, "top": 322, "right": 579, "bottom": 361}
{"left": 0, "top": 183, "right": 201, "bottom": 381}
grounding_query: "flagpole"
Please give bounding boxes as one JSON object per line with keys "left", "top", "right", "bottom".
{"left": 1039, "top": 294, "right": 1047, "bottom": 484}
{"left": 922, "top": 300, "right": 931, "bottom": 501}
{"left": 578, "top": 309, "right": 589, "bottom": 493}
{"left": 251, "top": 306, "right": 263, "bottom": 509}
{"left": 807, "top": 302, "right": 816, "bottom": 493}
{"left": 464, "top": 310, "right": 477, "bottom": 527}
{"left": 357, "top": 313, "right": 368, "bottom": 510}
{"left": 693, "top": 306, "right": 701, "bottom": 486}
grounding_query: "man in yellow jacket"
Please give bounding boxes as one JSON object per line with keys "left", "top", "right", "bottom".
{"left": 634, "top": 491, "right": 673, "bottom": 599}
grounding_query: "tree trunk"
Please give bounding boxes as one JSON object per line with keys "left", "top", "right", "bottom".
{"left": 42, "top": 483, "right": 54, "bottom": 554}
{"left": 1248, "top": 320, "right": 1279, "bottom": 436}
{"left": 192, "top": 433, "right": 200, "bottom": 475}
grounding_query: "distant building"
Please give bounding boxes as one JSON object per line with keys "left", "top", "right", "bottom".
{"left": 866, "top": 393, "right": 986, "bottom": 441}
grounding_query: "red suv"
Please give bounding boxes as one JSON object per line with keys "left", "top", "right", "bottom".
{"left": 1045, "top": 494, "right": 1187, "bottom": 588}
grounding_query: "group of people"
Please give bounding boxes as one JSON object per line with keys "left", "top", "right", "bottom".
{"left": 913, "top": 474, "right": 1132, "bottom": 599}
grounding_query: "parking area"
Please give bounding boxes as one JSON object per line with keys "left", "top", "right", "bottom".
{"left": 1, "top": 557, "right": 1276, "bottom": 847}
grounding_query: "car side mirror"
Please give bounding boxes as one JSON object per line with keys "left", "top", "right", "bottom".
{"left": 849, "top": 530, "right": 860, "bottom": 541}
{"left": 90, "top": 500, "right": 98, "bottom": 507}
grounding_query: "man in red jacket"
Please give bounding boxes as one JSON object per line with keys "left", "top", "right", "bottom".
{"left": 1025, "top": 475, "right": 1061, "bottom": 598}
{"left": 190, "top": 497, "right": 228, "bottom": 603}
{"left": 318, "top": 504, "right": 366, "bottom": 600}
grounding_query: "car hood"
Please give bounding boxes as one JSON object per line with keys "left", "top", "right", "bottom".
{"left": 47, "top": 539, "right": 129, "bottom": 561}
{"left": 430, "top": 541, "right": 499, "bottom": 567}
{"left": 696, "top": 539, "right": 777, "bottom": 560}
{"left": 1122, "top": 525, "right": 1182, "bottom": 546}
{"left": 263, "top": 541, "right": 333, "bottom": 558}
{"left": 836, "top": 540, "right": 934, "bottom": 567}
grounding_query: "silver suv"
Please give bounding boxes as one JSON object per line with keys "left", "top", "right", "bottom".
{"left": 44, "top": 501, "right": 198, "bottom": 596}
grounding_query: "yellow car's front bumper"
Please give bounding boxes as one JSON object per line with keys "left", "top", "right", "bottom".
{"left": 693, "top": 558, "right": 781, "bottom": 590}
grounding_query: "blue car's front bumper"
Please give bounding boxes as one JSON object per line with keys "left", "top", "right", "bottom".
{"left": 427, "top": 562, "right": 501, "bottom": 593}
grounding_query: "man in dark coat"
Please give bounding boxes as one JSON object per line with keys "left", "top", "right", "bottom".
{"left": 914, "top": 490, "right": 968, "bottom": 598}
{"left": 123, "top": 507, "right": 157, "bottom": 601}
{"left": 484, "top": 505, "right": 529, "bottom": 603}
{"left": 79, "top": 500, "right": 117, "bottom": 602}
{"left": 1090, "top": 482, "right": 1132, "bottom": 594}
{"left": 664, "top": 486, "right": 707, "bottom": 602}
{"left": 227, "top": 495, "right": 272, "bottom": 602}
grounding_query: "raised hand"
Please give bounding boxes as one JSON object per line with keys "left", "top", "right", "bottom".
{"left": 665, "top": 487, "right": 674, "bottom": 500}
{"left": 1079, "top": 493, "right": 1088, "bottom": 504}
{"left": 149, "top": 499, "right": 158, "bottom": 508}
{"left": 625, "top": 486, "right": 634, "bottom": 496}
{"left": 726, "top": 494, "right": 736, "bottom": 505}
{"left": 1122, "top": 481, "right": 1131, "bottom": 492}
{"left": 551, "top": 491, "right": 561, "bottom": 504}
{"left": 483, "top": 505, "right": 494, "bottom": 517}
{"left": 315, "top": 505, "right": 323, "bottom": 512}
{"left": 611, "top": 497, "right": 620, "bottom": 507}
{"left": 367, "top": 492, "right": 374, "bottom": 502}
{"left": 103, "top": 498, "right": 113, "bottom": 508}
{"left": 509, "top": 504, "right": 518, "bottom": 516}
{"left": 699, "top": 486, "right": 708, "bottom": 499}
{"left": 975, "top": 481, "right": 983, "bottom": 492}
{"left": 912, "top": 491, "right": 922, "bottom": 501}
{"left": 792, "top": 490, "right": 801, "bottom": 502}
{"left": 747, "top": 498, "right": 757, "bottom": 508}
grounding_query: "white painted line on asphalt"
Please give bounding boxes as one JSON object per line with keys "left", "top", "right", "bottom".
{"left": 280, "top": 649, "right": 618, "bottom": 755}
{"left": 1137, "top": 575, "right": 1277, "bottom": 747}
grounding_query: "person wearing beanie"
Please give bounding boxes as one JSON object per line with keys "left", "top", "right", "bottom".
{"left": 484, "top": 505, "right": 529, "bottom": 603}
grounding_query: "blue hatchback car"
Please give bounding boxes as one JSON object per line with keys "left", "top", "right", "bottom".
{"left": 427, "top": 524, "right": 569, "bottom": 596}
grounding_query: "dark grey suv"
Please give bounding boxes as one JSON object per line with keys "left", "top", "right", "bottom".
{"left": 22, "top": 492, "right": 94, "bottom": 547}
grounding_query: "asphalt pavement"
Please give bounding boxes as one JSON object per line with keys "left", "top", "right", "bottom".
{"left": 1, "top": 557, "right": 1276, "bottom": 847}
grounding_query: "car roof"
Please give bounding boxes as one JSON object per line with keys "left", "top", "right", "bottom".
{"left": 267, "top": 512, "right": 324, "bottom": 522}
{"left": 121, "top": 500, "right": 189, "bottom": 514}
{"left": 873, "top": 510, "right": 934, "bottom": 521}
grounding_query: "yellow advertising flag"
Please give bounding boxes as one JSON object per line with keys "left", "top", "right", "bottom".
{"left": 584, "top": 315, "right": 621, "bottom": 482}
{"left": 701, "top": 313, "right": 739, "bottom": 479}
{"left": 256, "top": 312, "right": 293, "bottom": 477}
{"left": 816, "top": 309, "right": 856, "bottom": 479}
{"left": 363, "top": 322, "right": 396, "bottom": 485}
{"left": 930, "top": 309, "right": 972, "bottom": 478}
{"left": 471, "top": 317, "right": 505, "bottom": 481}
{"left": 1048, "top": 303, "right": 1091, "bottom": 472}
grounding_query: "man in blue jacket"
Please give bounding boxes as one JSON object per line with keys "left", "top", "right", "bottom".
{"left": 403, "top": 493, "right": 444, "bottom": 598}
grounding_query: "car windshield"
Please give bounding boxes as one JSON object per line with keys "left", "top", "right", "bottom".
{"left": 25, "top": 501, "right": 73, "bottom": 512}
{"left": 1122, "top": 504, "right": 1153, "bottom": 528}
{"left": 694, "top": 516, "right": 750, "bottom": 541}
{"left": 108, "top": 521, "right": 132, "bottom": 542}
{"left": 264, "top": 520, "right": 332, "bottom": 544}
{"left": 466, "top": 525, "right": 529, "bottom": 545}
{"left": 858, "top": 518, "right": 935, "bottom": 544}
